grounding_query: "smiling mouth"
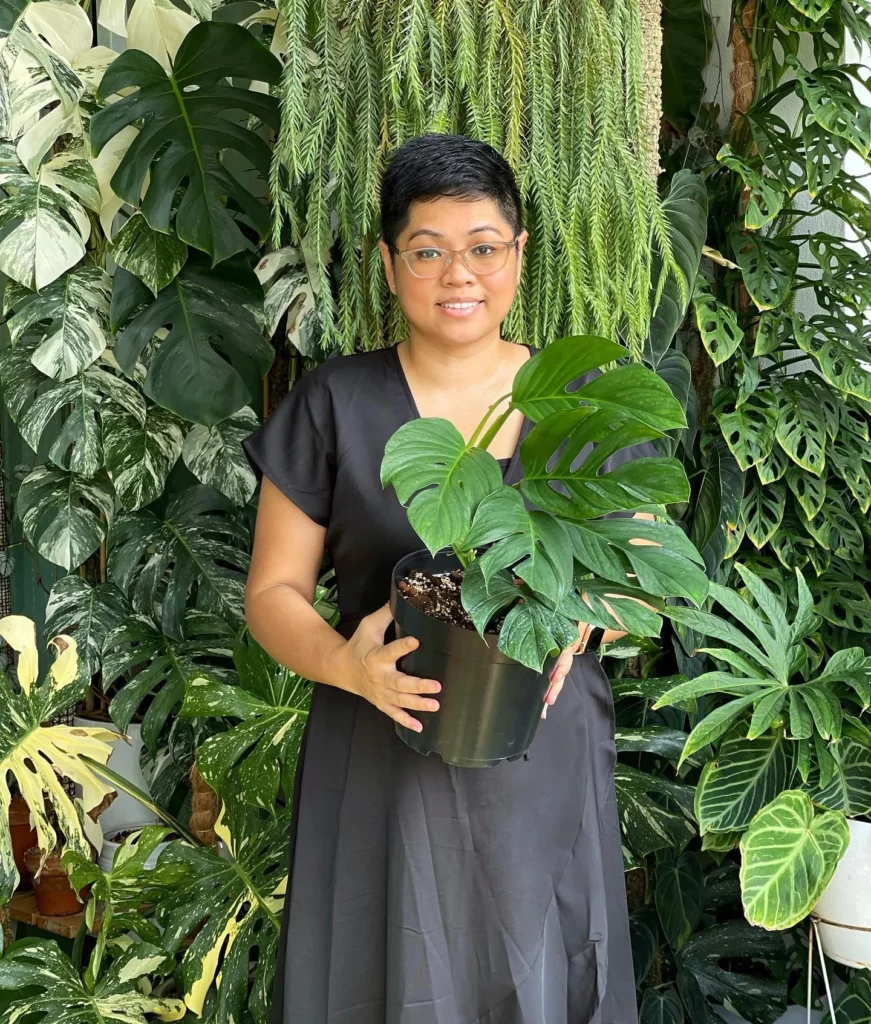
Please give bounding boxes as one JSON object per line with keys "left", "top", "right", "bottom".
{"left": 437, "top": 300, "right": 484, "bottom": 314}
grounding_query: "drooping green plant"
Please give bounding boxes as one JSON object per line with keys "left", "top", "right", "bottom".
{"left": 382, "top": 335, "right": 710, "bottom": 669}
{"left": 272, "top": 0, "right": 687, "bottom": 355}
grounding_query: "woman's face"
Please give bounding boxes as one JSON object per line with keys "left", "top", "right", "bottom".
{"left": 379, "top": 196, "right": 527, "bottom": 346}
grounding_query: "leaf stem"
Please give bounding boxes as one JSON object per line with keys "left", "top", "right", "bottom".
{"left": 467, "top": 392, "right": 513, "bottom": 449}
{"left": 476, "top": 407, "right": 513, "bottom": 453}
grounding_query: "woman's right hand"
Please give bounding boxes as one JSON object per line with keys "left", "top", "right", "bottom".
{"left": 334, "top": 602, "right": 441, "bottom": 732}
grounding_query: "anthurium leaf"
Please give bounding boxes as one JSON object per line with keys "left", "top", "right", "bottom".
{"left": 381, "top": 418, "right": 502, "bottom": 554}
{"left": 792, "top": 61, "right": 871, "bottom": 158}
{"left": 107, "top": 485, "right": 249, "bottom": 639}
{"left": 102, "top": 611, "right": 235, "bottom": 742}
{"left": 730, "top": 228, "right": 799, "bottom": 310}
{"left": 0, "top": 939, "right": 185, "bottom": 1023}
{"left": 5, "top": 265, "right": 111, "bottom": 380}
{"left": 696, "top": 731, "right": 794, "bottom": 833}
{"left": 656, "top": 852, "right": 704, "bottom": 950}
{"left": 807, "top": 728, "right": 871, "bottom": 814}
{"left": 509, "top": 335, "right": 627, "bottom": 421}
{"left": 103, "top": 403, "right": 184, "bottom": 511}
{"left": 742, "top": 473, "right": 785, "bottom": 548}
{"left": 108, "top": 211, "right": 188, "bottom": 294}
{"left": 693, "top": 283, "right": 744, "bottom": 365}
{"left": 639, "top": 985, "right": 684, "bottom": 1024}
{"left": 92, "top": 22, "right": 282, "bottom": 263}
{"left": 112, "top": 256, "right": 272, "bottom": 425}
{"left": 714, "top": 386, "right": 778, "bottom": 470}
{"left": 614, "top": 763, "right": 696, "bottom": 858}
{"left": 181, "top": 637, "right": 311, "bottom": 812}
{"left": 740, "top": 789, "right": 850, "bottom": 929}
{"left": 182, "top": 407, "right": 261, "bottom": 507}
{"left": 677, "top": 918, "right": 787, "bottom": 1023}
{"left": 44, "top": 574, "right": 129, "bottom": 679}
{"left": 18, "top": 464, "right": 114, "bottom": 569}
{"left": 774, "top": 380, "right": 826, "bottom": 475}
{"left": 521, "top": 408, "right": 688, "bottom": 519}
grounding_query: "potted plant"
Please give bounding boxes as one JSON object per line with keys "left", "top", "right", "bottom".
{"left": 0, "top": 616, "right": 119, "bottom": 904}
{"left": 653, "top": 563, "right": 871, "bottom": 960}
{"left": 381, "top": 336, "right": 710, "bottom": 766}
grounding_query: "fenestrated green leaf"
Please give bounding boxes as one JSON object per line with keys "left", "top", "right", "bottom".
{"left": 111, "top": 257, "right": 273, "bottom": 426}
{"left": 91, "top": 22, "right": 282, "bottom": 263}
{"left": 693, "top": 283, "right": 744, "bottom": 365}
{"left": 793, "top": 61, "right": 871, "bottom": 158}
{"left": 730, "top": 228, "right": 799, "bottom": 311}
{"left": 509, "top": 335, "right": 627, "bottom": 421}
{"left": 793, "top": 310, "right": 871, "bottom": 403}
{"left": 745, "top": 109, "right": 806, "bottom": 197}
{"left": 815, "top": 574, "right": 871, "bottom": 633}
{"left": 103, "top": 403, "right": 184, "bottom": 511}
{"left": 182, "top": 407, "right": 259, "bottom": 506}
{"left": 756, "top": 438, "right": 789, "bottom": 485}
{"left": 739, "top": 789, "right": 850, "bottom": 929}
{"left": 148, "top": 803, "right": 287, "bottom": 1023}
{"left": 107, "top": 486, "right": 250, "bottom": 640}
{"left": 829, "top": 427, "right": 871, "bottom": 513}
{"left": 108, "top": 212, "right": 188, "bottom": 294}
{"left": 5, "top": 265, "right": 111, "bottom": 379}
{"left": 752, "top": 310, "right": 792, "bottom": 357}
{"left": 639, "top": 986, "right": 684, "bottom": 1024}
{"left": 181, "top": 634, "right": 311, "bottom": 812}
{"left": 17, "top": 366, "right": 145, "bottom": 478}
{"left": 44, "top": 574, "right": 129, "bottom": 679}
{"left": 614, "top": 763, "right": 696, "bottom": 858}
{"left": 807, "top": 729, "right": 871, "bottom": 815}
{"left": 520, "top": 408, "right": 689, "bottom": 519}
{"left": 102, "top": 611, "right": 235, "bottom": 745}
{"left": 742, "top": 474, "right": 785, "bottom": 549}
{"left": 0, "top": 939, "right": 185, "bottom": 1023}
{"left": 807, "top": 490, "right": 864, "bottom": 560}
{"left": 696, "top": 731, "right": 794, "bottom": 833}
{"left": 381, "top": 418, "right": 502, "bottom": 555}
{"left": 677, "top": 919, "right": 787, "bottom": 1022}
{"left": 714, "top": 386, "right": 778, "bottom": 470}
{"left": 785, "top": 464, "right": 826, "bottom": 520}
{"left": 775, "top": 380, "right": 826, "bottom": 475}
{"left": 656, "top": 853, "right": 704, "bottom": 950}
{"left": 715, "top": 144, "right": 786, "bottom": 230}
{"left": 803, "top": 116, "right": 849, "bottom": 198}
{"left": 18, "top": 464, "right": 114, "bottom": 569}
{"left": 465, "top": 487, "right": 573, "bottom": 605}
{"left": 573, "top": 579, "right": 665, "bottom": 636}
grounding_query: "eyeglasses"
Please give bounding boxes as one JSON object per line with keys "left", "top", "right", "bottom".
{"left": 390, "top": 238, "right": 520, "bottom": 279}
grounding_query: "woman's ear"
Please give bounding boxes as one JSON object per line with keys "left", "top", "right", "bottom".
{"left": 515, "top": 229, "right": 529, "bottom": 285}
{"left": 379, "top": 239, "right": 397, "bottom": 294}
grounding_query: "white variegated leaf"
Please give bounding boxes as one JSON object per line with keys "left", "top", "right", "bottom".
{"left": 104, "top": 403, "right": 184, "bottom": 511}
{"left": 90, "top": 123, "right": 139, "bottom": 238}
{"left": 109, "top": 212, "right": 188, "bottom": 294}
{"left": 7, "top": 265, "right": 110, "bottom": 379}
{"left": 255, "top": 245, "right": 318, "bottom": 346}
{"left": 44, "top": 574, "right": 130, "bottom": 678}
{"left": 125, "top": 0, "right": 198, "bottom": 69}
{"left": 41, "top": 151, "right": 100, "bottom": 211}
{"left": 182, "top": 406, "right": 259, "bottom": 505}
{"left": 18, "top": 464, "right": 114, "bottom": 569}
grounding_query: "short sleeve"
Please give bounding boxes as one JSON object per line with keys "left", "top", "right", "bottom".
{"left": 242, "top": 370, "right": 336, "bottom": 527}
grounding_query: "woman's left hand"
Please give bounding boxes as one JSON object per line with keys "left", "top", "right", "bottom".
{"left": 541, "top": 626, "right": 587, "bottom": 719}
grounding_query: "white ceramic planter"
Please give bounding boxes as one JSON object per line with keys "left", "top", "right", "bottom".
{"left": 73, "top": 718, "right": 158, "bottom": 833}
{"left": 812, "top": 817, "right": 871, "bottom": 969}
{"left": 98, "top": 824, "right": 171, "bottom": 874}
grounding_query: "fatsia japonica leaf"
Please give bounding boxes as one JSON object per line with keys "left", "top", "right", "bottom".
{"left": 149, "top": 803, "right": 288, "bottom": 1024}
{"left": 0, "top": 939, "right": 185, "bottom": 1023}
{"left": 111, "top": 258, "right": 273, "bottom": 425}
{"left": 18, "top": 464, "right": 114, "bottom": 569}
{"left": 103, "top": 403, "right": 184, "bottom": 511}
{"left": 108, "top": 211, "right": 188, "bottom": 295}
{"left": 91, "top": 22, "right": 283, "bottom": 263}
{"left": 0, "top": 619, "right": 118, "bottom": 900}
{"left": 107, "top": 485, "right": 250, "bottom": 639}
{"left": 44, "top": 574, "right": 130, "bottom": 679}
{"left": 181, "top": 634, "right": 311, "bottom": 811}
{"left": 101, "top": 611, "right": 235, "bottom": 746}
{"left": 381, "top": 418, "right": 503, "bottom": 555}
{"left": 739, "top": 789, "right": 849, "bottom": 929}
{"left": 4, "top": 265, "right": 111, "bottom": 379}
{"left": 182, "top": 407, "right": 259, "bottom": 506}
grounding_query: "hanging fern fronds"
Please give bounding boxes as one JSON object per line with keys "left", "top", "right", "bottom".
{"left": 273, "top": 0, "right": 685, "bottom": 356}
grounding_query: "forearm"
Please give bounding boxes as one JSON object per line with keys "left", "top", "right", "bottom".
{"left": 245, "top": 583, "right": 353, "bottom": 691}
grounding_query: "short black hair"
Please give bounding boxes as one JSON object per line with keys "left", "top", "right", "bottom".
{"left": 380, "top": 133, "right": 523, "bottom": 250}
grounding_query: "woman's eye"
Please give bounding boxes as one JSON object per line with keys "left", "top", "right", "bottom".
{"left": 471, "top": 245, "right": 497, "bottom": 257}
{"left": 414, "top": 249, "right": 443, "bottom": 261}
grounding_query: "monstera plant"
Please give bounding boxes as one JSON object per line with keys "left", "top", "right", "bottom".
{"left": 655, "top": 564, "right": 869, "bottom": 928}
{"left": 381, "top": 335, "right": 710, "bottom": 670}
{"left": 0, "top": 616, "right": 118, "bottom": 902}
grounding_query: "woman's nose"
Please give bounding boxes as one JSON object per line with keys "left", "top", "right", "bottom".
{"left": 441, "top": 254, "right": 476, "bottom": 286}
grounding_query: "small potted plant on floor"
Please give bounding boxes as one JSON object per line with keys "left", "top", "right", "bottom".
{"left": 381, "top": 336, "right": 709, "bottom": 766}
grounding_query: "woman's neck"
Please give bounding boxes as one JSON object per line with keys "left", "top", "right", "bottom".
{"left": 397, "top": 332, "right": 515, "bottom": 396}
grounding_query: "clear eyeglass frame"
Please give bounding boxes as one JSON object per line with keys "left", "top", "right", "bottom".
{"left": 390, "top": 238, "right": 520, "bottom": 279}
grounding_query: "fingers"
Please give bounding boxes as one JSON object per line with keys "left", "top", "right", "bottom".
{"left": 381, "top": 633, "right": 421, "bottom": 662}
{"left": 391, "top": 670, "right": 441, "bottom": 694}
{"left": 386, "top": 705, "right": 424, "bottom": 733}
{"left": 364, "top": 601, "right": 396, "bottom": 639}
{"left": 389, "top": 690, "right": 440, "bottom": 713}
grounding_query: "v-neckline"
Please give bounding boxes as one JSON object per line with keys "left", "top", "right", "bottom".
{"left": 388, "top": 343, "right": 535, "bottom": 482}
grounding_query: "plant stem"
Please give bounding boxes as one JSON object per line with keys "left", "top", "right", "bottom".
{"left": 467, "top": 393, "right": 513, "bottom": 450}
{"left": 475, "top": 407, "right": 513, "bottom": 454}
{"left": 453, "top": 547, "right": 475, "bottom": 568}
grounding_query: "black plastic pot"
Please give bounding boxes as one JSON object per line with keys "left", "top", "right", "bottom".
{"left": 389, "top": 548, "right": 559, "bottom": 768}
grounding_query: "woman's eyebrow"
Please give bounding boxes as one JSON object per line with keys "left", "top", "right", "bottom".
{"left": 406, "top": 223, "right": 502, "bottom": 243}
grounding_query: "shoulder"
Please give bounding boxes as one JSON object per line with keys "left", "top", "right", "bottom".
{"left": 294, "top": 347, "right": 394, "bottom": 398}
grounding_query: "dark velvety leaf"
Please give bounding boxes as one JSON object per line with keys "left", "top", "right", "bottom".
{"left": 640, "top": 986, "right": 685, "bottom": 1024}
{"left": 656, "top": 853, "right": 705, "bottom": 950}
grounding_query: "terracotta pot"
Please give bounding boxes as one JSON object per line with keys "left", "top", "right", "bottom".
{"left": 9, "top": 797, "right": 36, "bottom": 888}
{"left": 23, "top": 846, "right": 88, "bottom": 917}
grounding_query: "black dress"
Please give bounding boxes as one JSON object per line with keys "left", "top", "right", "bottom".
{"left": 242, "top": 344, "right": 638, "bottom": 1024}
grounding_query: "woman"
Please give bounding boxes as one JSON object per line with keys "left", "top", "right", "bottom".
{"left": 244, "top": 133, "right": 638, "bottom": 1023}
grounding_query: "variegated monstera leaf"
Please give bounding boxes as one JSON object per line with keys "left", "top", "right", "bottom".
{"left": 0, "top": 938, "right": 184, "bottom": 1023}
{"left": 0, "top": 616, "right": 118, "bottom": 901}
